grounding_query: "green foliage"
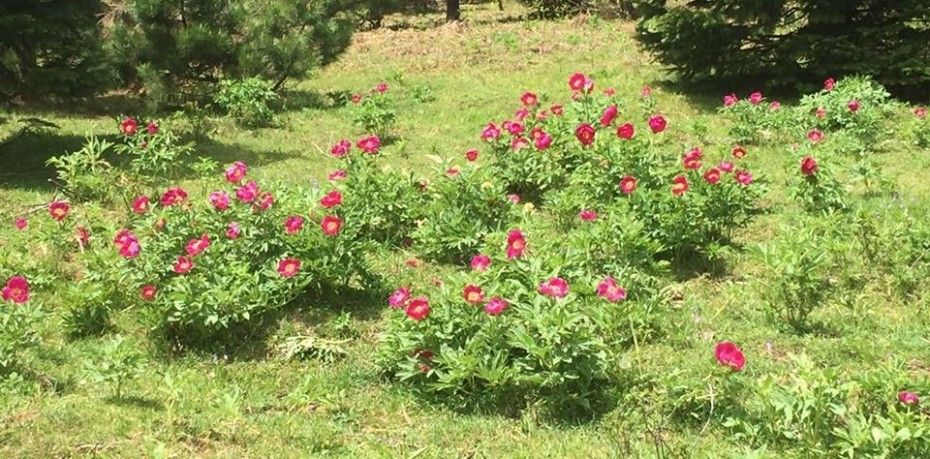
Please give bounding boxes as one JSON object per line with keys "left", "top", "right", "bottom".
{"left": 45, "top": 137, "right": 115, "bottom": 202}
{"left": 83, "top": 335, "right": 144, "bottom": 399}
{"left": 518, "top": 0, "right": 636, "bottom": 19}
{"left": 350, "top": 85, "right": 397, "bottom": 138}
{"left": 0, "top": 301, "right": 41, "bottom": 373}
{"left": 215, "top": 78, "right": 279, "bottom": 127}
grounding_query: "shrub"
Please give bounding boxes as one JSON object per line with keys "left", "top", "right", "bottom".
{"left": 796, "top": 76, "right": 895, "bottom": 149}
{"left": 214, "top": 78, "right": 279, "bottom": 127}
{"left": 83, "top": 335, "right": 144, "bottom": 399}
{"left": 788, "top": 143, "right": 848, "bottom": 214}
{"left": 350, "top": 83, "right": 397, "bottom": 138}
{"left": 0, "top": 276, "right": 42, "bottom": 373}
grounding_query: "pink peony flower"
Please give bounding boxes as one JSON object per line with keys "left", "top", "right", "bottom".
{"left": 160, "top": 187, "right": 188, "bottom": 207}
{"left": 824, "top": 77, "right": 836, "bottom": 91}
{"left": 14, "top": 217, "right": 27, "bottom": 231}
{"left": 321, "top": 215, "right": 343, "bottom": 236}
{"left": 600, "top": 104, "right": 618, "bottom": 127}
{"left": 847, "top": 99, "right": 860, "bottom": 113}
{"left": 226, "top": 222, "right": 241, "bottom": 240}
{"left": 748, "top": 91, "right": 763, "bottom": 105}
{"left": 808, "top": 129, "right": 824, "bottom": 144}
{"left": 174, "top": 256, "right": 194, "bottom": 275}
{"left": 2, "top": 276, "right": 30, "bottom": 304}
{"left": 641, "top": 85, "right": 652, "bottom": 97}
{"left": 723, "top": 93, "right": 738, "bottom": 107}
{"left": 511, "top": 136, "right": 529, "bottom": 151}
{"left": 507, "top": 194, "right": 521, "bottom": 204}
{"left": 225, "top": 161, "right": 248, "bottom": 183}
{"left": 521, "top": 92, "right": 538, "bottom": 106}
{"left": 256, "top": 192, "right": 274, "bottom": 211}
{"left": 506, "top": 229, "right": 527, "bottom": 259}
{"left": 575, "top": 123, "right": 596, "bottom": 146}
{"left": 648, "top": 115, "right": 667, "bottom": 134}
{"left": 470, "top": 254, "right": 491, "bottom": 271}
{"left": 146, "top": 121, "right": 159, "bottom": 135}
{"left": 481, "top": 123, "right": 501, "bottom": 141}
{"left": 899, "top": 391, "right": 920, "bottom": 406}
{"left": 506, "top": 121, "right": 525, "bottom": 136}
{"left": 120, "top": 117, "right": 138, "bottom": 136}
{"left": 284, "top": 215, "right": 305, "bottom": 235}
{"left": 277, "top": 258, "right": 301, "bottom": 278}
{"left": 719, "top": 161, "right": 735, "bottom": 173}
{"left": 578, "top": 210, "right": 598, "bottom": 222}
{"left": 376, "top": 82, "right": 389, "bottom": 94}
{"left": 140, "top": 285, "right": 157, "bottom": 301}
{"left": 328, "top": 169, "right": 347, "bottom": 181}
{"left": 550, "top": 105, "right": 564, "bottom": 116}
{"left": 735, "top": 170, "right": 753, "bottom": 186}
{"left": 484, "top": 296, "right": 509, "bottom": 315}
{"left": 320, "top": 190, "right": 343, "bottom": 208}
{"left": 732, "top": 146, "right": 747, "bottom": 159}
{"left": 715, "top": 341, "right": 746, "bottom": 371}
{"left": 209, "top": 191, "right": 230, "bottom": 211}
{"left": 405, "top": 296, "right": 431, "bottom": 321}
{"left": 770, "top": 101, "right": 781, "bottom": 111}
{"left": 132, "top": 195, "right": 150, "bottom": 214}
{"left": 671, "top": 175, "right": 689, "bottom": 196}
{"left": 568, "top": 72, "right": 593, "bottom": 93}
{"left": 330, "top": 139, "right": 351, "bottom": 158}
{"left": 114, "top": 229, "right": 141, "bottom": 258}
{"left": 683, "top": 147, "right": 703, "bottom": 170}
{"left": 463, "top": 284, "right": 485, "bottom": 304}
{"left": 357, "top": 135, "right": 381, "bottom": 154}
{"left": 388, "top": 287, "right": 411, "bottom": 309}
{"left": 619, "top": 176, "right": 637, "bottom": 195}
{"left": 49, "top": 200, "right": 70, "bottom": 222}
{"left": 236, "top": 181, "right": 259, "bottom": 203}
{"left": 596, "top": 277, "right": 627, "bottom": 302}
{"left": 703, "top": 168, "right": 721, "bottom": 184}
{"left": 538, "top": 277, "right": 569, "bottom": 298}
{"left": 75, "top": 226, "right": 90, "bottom": 248}
{"left": 535, "top": 132, "right": 552, "bottom": 150}
{"left": 465, "top": 149, "right": 479, "bottom": 162}
{"left": 800, "top": 156, "right": 818, "bottom": 176}
{"left": 916, "top": 107, "right": 928, "bottom": 119}
{"left": 185, "top": 234, "right": 211, "bottom": 257}
{"left": 617, "top": 123, "right": 635, "bottom": 140}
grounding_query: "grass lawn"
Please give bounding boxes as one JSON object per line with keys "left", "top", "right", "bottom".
{"left": 2, "top": 3, "right": 929, "bottom": 458}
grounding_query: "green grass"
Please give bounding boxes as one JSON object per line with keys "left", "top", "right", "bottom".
{"left": 2, "top": 4, "right": 930, "bottom": 457}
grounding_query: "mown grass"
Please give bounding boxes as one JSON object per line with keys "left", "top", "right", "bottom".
{"left": 2, "top": 3, "right": 930, "bottom": 457}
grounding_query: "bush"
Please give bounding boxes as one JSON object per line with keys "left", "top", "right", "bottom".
{"left": 0, "top": 276, "right": 42, "bottom": 373}
{"left": 518, "top": 0, "right": 636, "bottom": 19}
{"left": 215, "top": 78, "right": 279, "bottom": 127}
{"left": 350, "top": 83, "right": 397, "bottom": 138}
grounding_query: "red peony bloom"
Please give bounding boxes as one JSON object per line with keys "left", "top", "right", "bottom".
{"left": 14, "top": 217, "right": 27, "bottom": 231}
{"left": 481, "top": 123, "right": 501, "bottom": 141}
{"left": 807, "top": 129, "right": 824, "bottom": 144}
{"left": 209, "top": 191, "right": 230, "bottom": 211}
{"left": 671, "top": 175, "right": 689, "bottom": 196}
{"left": 538, "top": 277, "right": 569, "bottom": 298}
{"left": 641, "top": 85, "right": 652, "bottom": 97}
{"left": 49, "top": 200, "right": 70, "bottom": 222}
{"left": 132, "top": 195, "right": 150, "bottom": 214}
{"left": 507, "top": 194, "right": 521, "bottom": 204}
{"left": 568, "top": 72, "right": 593, "bottom": 93}
{"left": 506, "top": 229, "right": 527, "bottom": 259}
{"left": 284, "top": 215, "right": 305, "bottom": 235}
{"left": 2, "top": 276, "right": 30, "bottom": 304}
{"left": 506, "top": 121, "right": 525, "bottom": 136}
{"left": 916, "top": 107, "right": 928, "bottom": 119}
{"left": 226, "top": 222, "right": 241, "bottom": 240}
{"left": 824, "top": 77, "right": 836, "bottom": 91}
{"left": 470, "top": 254, "right": 491, "bottom": 271}
{"left": 376, "top": 82, "right": 389, "bottom": 94}
{"left": 535, "top": 132, "right": 552, "bottom": 150}
{"left": 619, "top": 175, "right": 637, "bottom": 195}
{"left": 748, "top": 91, "right": 763, "bottom": 105}
{"left": 140, "top": 284, "right": 157, "bottom": 301}
{"left": 256, "top": 192, "right": 274, "bottom": 211}
{"left": 735, "top": 170, "right": 753, "bottom": 186}
{"left": 160, "top": 187, "right": 188, "bottom": 207}
{"left": 723, "top": 93, "right": 738, "bottom": 107}
{"left": 600, "top": 104, "right": 618, "bottom": 127}
{"left": 75, "top": 226, "right": 90, "bottom": 248}
{"left": 321, "top": 215, "right": 343, "bottom": 236}
{"left": 683, "top": 148, "right": 703, "bottom": 170}
{"left": 719, "top": 161, "right": 735, "bottom": 173}
{"left": 521, "top": 91, "right": 538, "bottom": 106}
{"left": 330, "top": 140, "right": 351, "bottom": 158}
{"left": 484, "top": 296, "right": 509, "bottom": 316}
{"left": 236, "top": 181, "right": 259, "bottom": 203}
{"left": 596, "top": 276, "right": 627, "bottom": 303}
{"left": 648, "top": 115, "right": 667, "bottom": 134}
{"left": 732, "top": 146, "right": 747, "bottom": 159}
{"left": 578, "top": 210, "right": 598, "bottom": 222}
{"left": 575, "top": 123, "right": 596, "bottom": 146}
{"left": 445, "top": 166, "right": 460, "bottom": 178}
{"left": 770, "top": 101, "right": 781, "bottom": 111}
{"left": 465, "top": 149, "right": 479, "bottom": 162}
{"left": 550, "top": 104, "right": 564, "bottom": 116}
{"left": 146, "top": 121, "right": 159, "bottom": 135}
{"left": 173, "top": 256, "right": 194, "bottom": 275}
{"left": 703, "top": 168, "right": 721, "bottom": 184}
{"left": 277, "top": 258, "right": 301, "bottom": 278}
{"left": 328, "top": 169, "right": 347, "bottom": 181}
{"left": 844, "top": 98, "right": 860, "bottom": 113}
{"left": 388, "top": 287, "right": 411, "bottom": 309}
{"left": 120, "top": 117, "right": 138, "bottom": 136}
{"left": 899, "top": 391, "right": 920, "bottom": 406}
{"left": 715, "top": 341, "right": 746, "bottom": 371}
{"left": 511, "top": 136, "right": 529, "bottom": 151}
{"left": 320, "top": 190, "right": 343, "bottom": 209}
{"left": 800, "top": 156, "right": 818, "bottom": 176}
{"left": 463, "top": 284, "right": 485, "bottom": 304}
{"left": 357, "top": 135, "right": 381, "bottom": 154}
{"left": 405, "top": 296, "right": 431, "bottom": 321}
{"left": 185, "top": 234, "right": 211, "bottom": 257}
{"left": 114, "top": 229, "right": 141, "bottom": 258}
{"left": 225, "top": 161, "right": 248, "bottom": 183}
{"left": 617, "top": 122, "right": 635, "bottom": 140}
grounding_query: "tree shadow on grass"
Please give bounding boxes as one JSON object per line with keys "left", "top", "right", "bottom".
{"left": 0, "top": 131, "right": 87, "bottom": 193}
{"left": 103, "top": 395, "right": 164, "bottom": 410}
{"left": 10, "top": 93, "right": 143, "bottom": 118}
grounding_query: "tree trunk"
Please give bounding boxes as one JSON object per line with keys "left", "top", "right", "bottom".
{"left": 446, "top": 0, "right": 460, "bottom": 22}
{"left": 498, "top": 0, "right": 504, "bottom": 11}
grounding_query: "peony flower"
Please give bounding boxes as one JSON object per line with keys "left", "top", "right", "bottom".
{"left": 800, "top": 156, "right": 818, "bottom": 176}
{"left": 732, "top": 146, "right": 747, "bottom": 159}
{"left": 600, "top": 104, "right": 618, "bottom": 127}
{"left": 277, "top": 258, "right": 301, "bottom": 278}
{"left": 521, "top": 91, "right": 538, "bottom": 106}
{"left": 388, "top": 287, "right": 411, "bottom": 309}
{"left": 648, "top": 115, "right": 667, "bottom": 134}
{"left": 14, "top": 217, "right": 27, "bottom": 231}
{"left": 815, "top": 107, "right": 826, "bottom": 119}
{"left": 507, "top": 194, "right": 521, "bottom": 204}
{"left": 671, "top": 175, "right": 689, "bottom": 196}
{"left": 723, "top": 93, "right": 738, "bottom": 107}
{"left": 320, "top": 190, "right": 343, "bottom": 208}
{"left": 824, "top": 77, "right": 836, "bottom": 91}
{"left": 807, "top": 129, "right": 824, "bottom": 144}
{"left": 209, "top": 191, "right": 230, "bottom": 211}
{"left": 847, "top": 99, "right": 861, "bottom": 113}
{"left": 899, "top": 391, "right": 920, "bottom": 406}
{"left": 330, "top": 139, "right": 351, "bottom": 158}
{"left": 617, "top": 123, "right": 635, "bottom": 140}
{"left": 484, "top": 296, "right": 509, "bottom": 315}
{"left": 132, "top": 195, "right": 150, "bottom": 214}
{"left": 357, "top": 135, "right": 381, "bottom": 154}
{"left": 538, "top": 277, "right": 569, "bottom": 298}
{"left": 351, "top": 93, "right": 362, "bottom": 104}
{"left": 715, "top": 341, "right": 746, "bottom": 371}
{"left": 173, "top": 256, "right": 194, "bottom": 275}
{"left": 703, "top": 168, "right": 721, "bottom": 184}
{"left": 506, "top": 121, "right": 525, "bottom": 136}
{"left": 465, "top": 149, "right": 479, "bottom": 162}
{"left": 226, "top": 222, "right": 241, "bottom": 239}
{"left": 2, "top": 276, "right": 30, "bottom": 304}
{"left": 445, "top": 166, "right": 460, "bottom": 178}
{"left": 225, "top": 161, "right": 248, "bottom": 183}
{"left": 535, "top": 132, "right": 552, "bottom": 150}
{"left": 376, "top": 82, "right": 389, "bottom": 93}
{"left": 550, "top": 104, "right": 564, "bottom": 116}
{"left": 470, "top": 254, "right": 491, "bottom": 271}
{"left": 284, "top": 215, "right": 305, "bottom": 235}
{"left": 405, "top": 296, "right": 431, "bottom": 321}
{"left": 114, "top": 229, "right": 141, "bottom": 258}
{"left": 506, "top": 229, "right": 527, "bottom": 259}
{"left": 481, "top": 123, "right": 501, "bottom": 141}
{"left": 683, "top": 147, "right": 703, "bottom": 170}
{"left": 146, "top": 121, "right": 159, "bottom": 135}
{"left": 578, "top": 210, "right": 598, "bottom": 222}
{"left": 321, "top": 215, "right": 343, "bottom": 236}
{"left": 568, "top": 72, "right": 593, "bottom": 93}
{"left": 236, "top": 181, "right": 259, "bottom": 203}
{"left": 596, "top": 276, "right": 627, "bottom": 302}
{"left": 120, "top": 117, "right": 138, "bottom": 136}
{"left": 770, "top": 101, "right": 781, "bottom": 111}
{"left": 328, "top": 169, "right": 347, "bottom": 181}
{"left": 575, "top": 123, "right": 596, "bottom": 146}
{"left": 185, "top": 234, "right": 211, "bottom": 257}
{"left": 160, "top": 187, "right": 188, "bottom": 207}
{"left": 75, "top": 226, "right": 90, "bottom": 248}
{"left": 641, "top": 85, "right": 652, "bottom": 97}
{"left": 463, "top": 284, "right": 485, "bottom": 304}
{"left": 140, "top": 285, "right": 157, "bottom": 301}
{"left": 619, "top": 175, "right": 637, "bottom": 195}
{"left": 49, "top": 200, "right": 70, "bottom": 222}
{"left": 916, "top": 107, "right": 928, "bottom": 119}
{"left": 748, "top": 91, "right": 763, "bottom": 105}
{"left": 735, "top": 170, "right": 753, "bottom": 186}
{"left": 511, "top": 136, "right": 529, "bottom": 151}
{"left": 256, "top": 192, "right": 274, "bottom": 211}
{"left": 604, "top": 87, "right": 616, "bottom": 96}
{"left": 719, "top": 161, "right": 735, "bottom": 173}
